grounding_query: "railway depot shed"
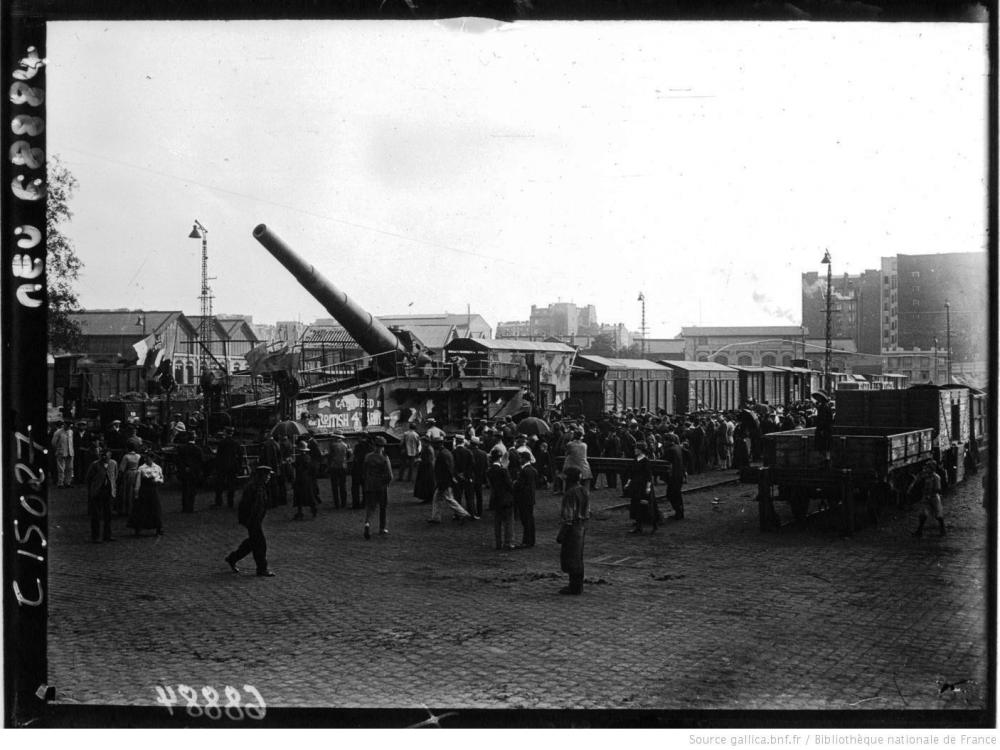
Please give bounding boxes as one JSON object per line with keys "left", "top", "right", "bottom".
{"left": 570, "top": 355, "right": 673, "bottom": 417}
{"left": 659, "top": 360, "right": 739, "bottom": 414}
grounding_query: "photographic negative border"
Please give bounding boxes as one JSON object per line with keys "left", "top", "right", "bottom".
{"left": 1, "top": 0, "right": 995, "bottom": 729}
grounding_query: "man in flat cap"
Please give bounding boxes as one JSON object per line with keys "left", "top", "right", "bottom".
{"left": 226, "top": 464, "right": 276, "bottom": 577}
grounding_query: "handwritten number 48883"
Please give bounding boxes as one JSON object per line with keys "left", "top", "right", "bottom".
{"left": 155, "top": 684, "right": 266, "bottom": 720}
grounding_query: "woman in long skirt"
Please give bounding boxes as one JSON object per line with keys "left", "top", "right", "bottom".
{"left": 128, "top": 452, "right": 164, "bottom": 536}
{"left": 117, "top": 447, "right": 142, "bottom": 517}
{"left": 558, "top": 467, "right": 590, "bottom": 595}
{"left": 413, "top": 440, "right": 436, "bottom": 504}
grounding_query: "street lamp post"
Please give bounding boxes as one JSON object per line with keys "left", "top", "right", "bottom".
{"left": 820, "top": 250, "right": 832, "bottom": 392}
{"left": 945, "top": 300, "right": 952, "bottom": 384}
{"left": 637, "top": 292, "right": 646, "bottom": 358}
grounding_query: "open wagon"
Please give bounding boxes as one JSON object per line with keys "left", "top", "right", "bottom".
{"left": 749, "top": 424, "right": 935, "bottom": 533}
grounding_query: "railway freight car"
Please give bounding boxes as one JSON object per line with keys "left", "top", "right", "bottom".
{"left": 734, "top": 365, "right": 787, "bottom": 406}
{"left": 659, "top": 361, "right": 739, "bottom": 414}
{"left": 835, "top": 384, "right": 986, "bottom": 484}
{"left": 569, "top": 355, "right": 673, "bottom": 419}
{"left": 770, "top": 365, "right": 816, "bottom": 404}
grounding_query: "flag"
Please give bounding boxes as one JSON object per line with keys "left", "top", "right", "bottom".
{"left": 132, "top": 333, "right": 155, "bottom": 363}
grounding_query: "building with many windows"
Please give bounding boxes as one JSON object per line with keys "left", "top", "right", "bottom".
{"left": 880, "top": 252, "right": 988, "bottom": 387}
{"left": 801, "top": 269, "right": 881, "bottom": 355}
{"left": 679, "top": 326, "right": 812, "bottom": 368}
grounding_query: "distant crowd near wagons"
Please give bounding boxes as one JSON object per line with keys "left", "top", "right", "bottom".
{"left": 45, "top": 227, "right": 987, "bottom": 542}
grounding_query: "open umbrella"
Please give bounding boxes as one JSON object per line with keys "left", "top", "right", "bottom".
{"left": 517, "top": 416, "right": 551, "bottom": 436}
{"left": 271, "top": 420, "right": 310, "bottom": 439}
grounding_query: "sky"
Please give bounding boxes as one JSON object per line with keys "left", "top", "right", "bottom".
{"left": 47, "top": 20, "right": 989, "bottom": 339}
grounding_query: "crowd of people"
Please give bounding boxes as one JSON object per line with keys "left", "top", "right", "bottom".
{"left": 53, "top": 395, "right": 837, "bottom": 592}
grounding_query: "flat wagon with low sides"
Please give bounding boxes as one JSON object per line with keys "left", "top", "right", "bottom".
{"left": 746, "top": 424, "right": 935, "bottom": 534}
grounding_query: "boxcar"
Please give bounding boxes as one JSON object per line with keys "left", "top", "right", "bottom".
{"left": 571, "top": 355, "right": 673, "bottom": 418}
{"left": 659, "top": 361, "right": 739, "bottom": 414}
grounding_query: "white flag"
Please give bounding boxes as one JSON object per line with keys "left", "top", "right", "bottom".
{"left": 132, "top": 333, "right": 154, "bottom": 362}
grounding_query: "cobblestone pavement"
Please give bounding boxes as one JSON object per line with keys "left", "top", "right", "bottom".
{"left": 45, "top": 465, "right": 991, "bottom": 717}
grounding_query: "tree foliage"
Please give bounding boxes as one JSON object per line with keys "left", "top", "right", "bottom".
{"left": 582, "top": 332, "right": 617, "bottom": 357}
{"left": 47, "top": 156, "right": 84, "bottom": 352}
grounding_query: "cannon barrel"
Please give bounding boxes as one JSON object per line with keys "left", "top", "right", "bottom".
{"left": 252, "top": 224, "right": 409, "bottom": 365}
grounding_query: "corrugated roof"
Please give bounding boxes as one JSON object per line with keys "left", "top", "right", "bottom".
{"left": 577, "top": 354, "right": 671, "bottom": 371}
{"left": 659, "top": 360, "right": 737, "bottom": 372}
{"left": 446, "top": 337, "right": 577, "bottom": 353}
{"left": 302, "top": 326, "right": 361, "bottom": 345}
{"left": 733, "top": 365, "right": 785, "bottom": 372}
{"left": 72, "top": 310, "right": 190, "bottom": 337}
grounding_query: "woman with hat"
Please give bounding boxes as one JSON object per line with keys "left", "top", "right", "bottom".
{"left": 117, "top": 442, "right": 142, "bottom": 517}
{"left": 413, "top": 437, "right": 436, "bottom": 504}
{"left": 127, "top": 450, "right": 164, "bottom": 536}
{"left": 291, "top": 440, "right": 318, "bottom": 519}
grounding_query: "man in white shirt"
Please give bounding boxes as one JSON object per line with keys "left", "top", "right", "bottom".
{"left": 51, "top": 421, "right": 75, "bottom": 488}
{"left": 399, "top": 423, "right": 421, "bottom": 481}
{"left": 425, "top": 418, "right": 446, "bottom": 443}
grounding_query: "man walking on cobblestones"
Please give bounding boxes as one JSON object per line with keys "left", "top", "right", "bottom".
{"left": 429, "top": 436, "right": 472, "bottom": 524}
{"left": 910, "top": 459, "right": 946, "bottom": 538}
{"left": 227, "top": 464, "right": 276, "bottom": 577}
{"left": 363, "top": 436, "right": 392, "bottom": 539}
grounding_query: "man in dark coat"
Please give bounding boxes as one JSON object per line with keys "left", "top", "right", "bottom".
{"left": 452, "top": 435, "right": 476, "bottom": 518}
{"left": 514, "top": 450, "right": 537, "bottom": 547}
{"left": 260, "top": 433, "right": 285, "bottom": 508}
{"left": 429, "top": 436, "right": 472, "bottom": 523}
{"left": 175, "top": 430, "right": 203, "bottom": 513}
{"left": 214, "top": 426, "right": 241, "bottom": 508}
{"left": 812, "top": 391, "right": 834, "bottom": 466}
{"left": 625, "top": 442, "right": 655, "bottom": 534}
{"left": 226, "top": 465, "right": 276, "bottom": 577}
{"left": 351, "top": 437, "right": 371, "bottom": 510}
{"left": 558, "top": 466, "right": 590, "bottom": 594}
{"left": 85, "top": 447, "right": 117, "bottom": 543}
{"left": 663, "top": 432, "right": 686, "bottom": 520}
{"left": 362, "top": 436, "right": 393, "bottom": 538}
{"left": 487, "top": 446, "right": 516, "bottom": 550}
{"left": 602, "top": 429, "right": 622, "bottom": 489}
{"left": 686, "top": 421, "right": 703, "bottom": 474}
{"left": 469, "top": 436, "right": 489, "bottom": 518}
